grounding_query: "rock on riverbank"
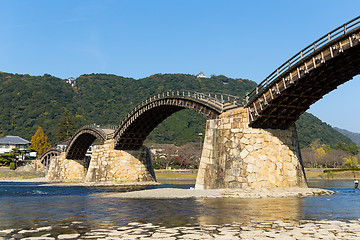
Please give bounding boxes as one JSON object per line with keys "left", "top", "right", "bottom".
{"left": 1, "top": 220, "right": 360, "bottom": 239}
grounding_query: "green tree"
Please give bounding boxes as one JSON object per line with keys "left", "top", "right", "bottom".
{"left": 58, "top": 110, "right": 75, "bottom": 141}
{"left": 336, "top": 142, "right": 359, "bottom": 155}
{"left": 31, "top": 126, "right": 51, "bottom": 155}
{"left": 0, "top": 151, "right": 17, "bottom": 165}
{"left": 342, "top": 156, "right": 358, "bottom": 168}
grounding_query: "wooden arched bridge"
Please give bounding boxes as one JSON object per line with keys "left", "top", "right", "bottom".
{"left": 245, "top": 15, "right": 360, "bottom": 129}
{"left": 46, "top": 16, "right": 360, "bottom": 158}
{"left": 65, "top": 125, "right": 117, "bottom": 159}
{"left": 41, "top": 91, "right": 243, "bottom": 162}
{"left": 45, "top": 16, "right": 360, "bottom": 189}
{"left": 40, "top": 147, "right": 62, "bottom": 170}
{"left": 113, "top": 91, "right": 243, "bottom": 150}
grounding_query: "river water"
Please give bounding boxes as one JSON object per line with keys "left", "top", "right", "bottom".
{"left": 1, "top": 179, "right": 360, "bottom": 234}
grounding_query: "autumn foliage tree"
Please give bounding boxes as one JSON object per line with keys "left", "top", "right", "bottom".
{"left": 31, "top": 126, "right": 51, "bottom": 155}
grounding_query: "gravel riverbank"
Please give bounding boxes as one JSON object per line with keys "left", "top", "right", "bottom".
{"left": 105, "top": 187, "right": 334, "bottom": 199}
{"left": 0, "top": 167, "right": 45, "bottom": 182}
{"left": 1, "top": 220, "right": 360, "bottom": 239}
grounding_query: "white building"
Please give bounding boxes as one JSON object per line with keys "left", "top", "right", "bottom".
{"left": 196, "top": 72, "right": 207, "bottom": 78}
{"left": 66, "top": 77, "right": 76, "bottom": 87}
{"left": 0, "top": 136, "right": 30, "bottom": 154}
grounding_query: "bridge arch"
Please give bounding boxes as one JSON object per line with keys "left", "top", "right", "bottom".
{"left": 40, "top": 147, "right": 61, "bottom": 170}
{"left": 246, "top": 16, "right": 360, "bottom": 129}
{"left": 65, "top": 125, "right": 111, "bottom": 160}
{"left": 114, "top": 91, "right": 242, "bottom": 150}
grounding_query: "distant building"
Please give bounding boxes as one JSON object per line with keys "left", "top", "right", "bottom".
{"left": 56, "top": 138, "right": 93, "bottom": 157}
{"left": 0, "top": 136, "right": 30, "bottom": 154}
{"left": 196, "top": 72, "right": 207, "bottom": 78}
{"left": 66, "top": 77, "right": 76, "bottom": 87}
{"left": 149, "top": 144, "right": 179, "bottom": 159}
{"left": 56, "top": 138, "right": 71, "bottom": 152}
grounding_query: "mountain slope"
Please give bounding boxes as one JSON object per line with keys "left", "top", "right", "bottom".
{"left": 0, "top": 71, "right": 354, "bottom": 147}
{"left": 334, "top": 127, "right": 360, "bottom": 146}
{"left": 296, "top": 113, "right": 354, "bottom": 148}
{"left": 0, "top": 73, "right": 256, "bottom": 144}
{"left": 0, "top": 72, "right": 76, "bottom": 142}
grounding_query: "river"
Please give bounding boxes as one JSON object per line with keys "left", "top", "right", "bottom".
{"left": 0, "top": 179, "right": 360, "bottom": 237}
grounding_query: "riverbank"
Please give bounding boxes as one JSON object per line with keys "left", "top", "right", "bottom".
{"left": 156, "top": 168, "right": 360, "bottom": 181}
{"left": 1, "top": 219, "right": 359, "bottom": 239}
{"left": 155, "top": 169, "right": 197, "bottom": 181}
{"left": 0, "top": 166, "right": 44, "bottom": 181}
{"left": 305, "top": 168, "right": 360, "bottom": 180}
{"left": 1, "top": 167, "right": 359, "bottom": 182}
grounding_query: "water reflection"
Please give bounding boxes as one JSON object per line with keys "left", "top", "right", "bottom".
{"left": 0, "top": 190, "right": 306, "bottom": 230}
{"left": 0, "top": 195, "right": 204, "bottom": 229}
{"left": 2, "top": 180, "right": 360, "bottom": 232}
{"left": 196, "top": 197, "right": 304, "bottom": 225}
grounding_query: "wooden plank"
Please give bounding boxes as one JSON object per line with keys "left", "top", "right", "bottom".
{"left": 268, "top": 104, "right": 308, "bottom": 110}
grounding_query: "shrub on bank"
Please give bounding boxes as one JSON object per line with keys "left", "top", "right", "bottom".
{"left": 9, "top": 162, "right": 16, "bottom": 170}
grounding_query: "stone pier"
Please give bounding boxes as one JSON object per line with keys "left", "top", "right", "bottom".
{"left": 46, "top": 140, "right": 156, "bottom": 183}
{"left": 195, "top": 108, "right": 307, "bottom": 189}
{"left": 85, "top": 140, "right": 156, "bottom": 183}
{"left": 46, "top": 152, "right": 88, "bottom": 182}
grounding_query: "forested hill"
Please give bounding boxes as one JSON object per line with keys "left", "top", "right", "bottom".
{"left": 0, "top": 71, "right": 354, "bottom": 148}
{"left": 0, "top": 72, "right": 255, "bottom": 143}
{"left": 74, "top": 73, "right": 255, "bottom": 126}
{"left": 0, "top": 72, "right": 76, "bottom": 142}
{"left": 296, "top": 113, "right": 353, "bottom": 148}
{"left": 334, "top": 127, "right": 360, "bottom": 146}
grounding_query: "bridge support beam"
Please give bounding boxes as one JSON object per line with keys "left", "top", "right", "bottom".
{"left": 85, "top": 140, "right": 156, "bottom": 183}
{"left": 46, "top": 152, "right": 87, "bottom": 182}
{"left": 195, "top": 108, "right": 307, "bottom": 189}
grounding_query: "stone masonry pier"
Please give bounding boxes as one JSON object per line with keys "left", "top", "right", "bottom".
{"left": 195, "top": 107, "right": 307, "bottom": 189}
{"left": 46, "top": 140, "right": 156, "bottom": 183}
{"left": 85, "top": 140, "right": 155, "bottom": 183}
{"left": 46, "top": 152, "right": 88, "bottom": 182}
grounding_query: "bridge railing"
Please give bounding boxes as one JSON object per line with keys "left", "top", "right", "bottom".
{"left": 115, "top": 90, "right": 245, "bottom": 133}
{"left": 72, "top": 124, "right": 110, "bottom": 140}
{"left": 245, "top": 15, "right": 360, "bottom": 105}
{"left": 99, "top": 125, "right": 118, "bottom": 130}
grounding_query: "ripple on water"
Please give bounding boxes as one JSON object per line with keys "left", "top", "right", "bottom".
{"left": 0, "top": 180, "right": 360, "bottom": 231}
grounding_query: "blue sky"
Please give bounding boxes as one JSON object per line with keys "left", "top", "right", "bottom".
{"left": 1, "top": 0, "right": 360, "bottom": 132}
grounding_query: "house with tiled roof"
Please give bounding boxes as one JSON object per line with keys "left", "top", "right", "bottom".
{"left": 0, "top": 136, "right": 30, "bottom": 154}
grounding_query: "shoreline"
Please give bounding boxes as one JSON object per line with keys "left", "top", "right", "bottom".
{"left": 1, "top": 220, "right": 360, "bottom": 239}
{"left": 0, "top": 176, "right": 334, "bottom": 199}
{"left": 2, "top": 167, "right": 360, "bottom": 182}
{"left": 1, "top": 175, "right": 358, "bottom": 184}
